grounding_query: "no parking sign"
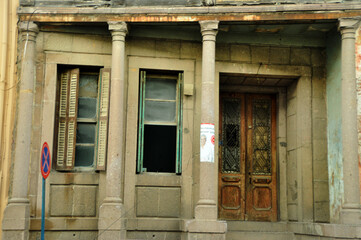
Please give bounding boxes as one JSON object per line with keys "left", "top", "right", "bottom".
{"left": 41, "top": 142, "right": 51, "bottom": 179}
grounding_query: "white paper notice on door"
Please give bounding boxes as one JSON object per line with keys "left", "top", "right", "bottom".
{"left": 200, "top": 123, "right": 215, "bottom": 163}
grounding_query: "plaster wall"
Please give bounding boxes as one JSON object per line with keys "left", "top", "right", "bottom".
{"left": 0, "top": 0, "right": 20, "bottom": 237}
{"left": 26, "top": 30, "right": 329, "bottom": 238}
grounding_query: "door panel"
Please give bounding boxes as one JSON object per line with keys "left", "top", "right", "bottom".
{"left": 219, "top": 94, "right": 277, "bottom": 222}
{"left": 218, "top": 94, "right": 245, "bottom": 220}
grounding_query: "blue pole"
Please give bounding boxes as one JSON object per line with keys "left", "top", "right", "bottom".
{"left": 41, "top": 177, "right": 45, "bottom": 240}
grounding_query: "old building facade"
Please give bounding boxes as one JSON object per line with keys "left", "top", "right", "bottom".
{"left": 2, "top": 0, "right": 361, "bottom": 239}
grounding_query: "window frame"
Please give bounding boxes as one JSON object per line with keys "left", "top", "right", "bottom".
{"left": 53, "top": 66, "right": 110, "bottom": 171}
{"left": 137, "top": 70, "right": 183, "bottom": 174}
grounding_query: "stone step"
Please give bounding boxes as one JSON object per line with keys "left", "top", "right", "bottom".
{"left": 227, "top": 231, "right": 294, "bottom": 240}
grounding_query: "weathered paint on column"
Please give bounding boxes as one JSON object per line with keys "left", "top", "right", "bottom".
{"left": 339, "top": 18, "right": 361, "bottom": 224}
{"left": 356, "top": 24, "right": 361, "bottom": 203}
{"left": 1, "top": 21, "right": 38, "bottom": 240}
{"left": 98, "top": 21, "right": 127, "bottom": 240}
{"left": 196, "top": 20, "right": 219, "bottom": 220}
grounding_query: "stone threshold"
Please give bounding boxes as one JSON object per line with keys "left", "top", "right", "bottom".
{"left": 228, "top": 221, "right": 361, "bottom": 239}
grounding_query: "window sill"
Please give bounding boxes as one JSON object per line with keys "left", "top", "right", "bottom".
{"left": 136, "top": 173, "right": 181, "bottom": 187}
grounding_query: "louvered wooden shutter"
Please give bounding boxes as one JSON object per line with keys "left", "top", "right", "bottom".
{"left": 96, "top": 68, "right": 111, "bottom": 170}
{"left": 56, "top": 69, "right": 80, "bottom": 170}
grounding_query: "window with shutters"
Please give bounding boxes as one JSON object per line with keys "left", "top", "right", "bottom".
{"left": 54, "top": 66, "right": 110, "bottom": 171}
{"left": 137, "top": 70, "right": 183, "bottom": 174}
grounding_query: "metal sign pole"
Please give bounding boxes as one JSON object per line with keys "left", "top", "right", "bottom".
{"left": 40, "top": 142, "right": 51, "bottom": 240}
{"left": 41, "top": 177, "right": 45, "bottom": 240}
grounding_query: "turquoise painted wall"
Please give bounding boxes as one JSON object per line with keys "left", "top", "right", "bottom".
{"left": 326, "top": 31, "right": 343, "bottom": 223}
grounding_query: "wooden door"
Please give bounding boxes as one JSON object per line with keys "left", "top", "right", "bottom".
{"left": 218, "top": 94, "right": 277, "bottom": 222}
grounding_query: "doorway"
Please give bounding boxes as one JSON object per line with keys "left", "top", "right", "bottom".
{"left": 218, "top": 93, "right": 277, "bottom": 222}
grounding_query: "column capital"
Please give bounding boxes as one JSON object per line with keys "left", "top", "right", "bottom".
{"left": 200, "top": 20, "right": 219, "bottom": 37}
{"left": 19, "top": 21, "right": 39, "bottom": 33}
{"left": 339, "top": 18, "right": 361, "bottom": 34}
{"left": 108, "top": 21, "right": 128, "bottom": 33}
{"left": 19, "top": 22, "right": 39, "bottom": 42}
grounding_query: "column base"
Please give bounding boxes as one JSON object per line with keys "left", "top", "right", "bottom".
{"left": 1, "top": 201, "right": 30, "bottom": 240}
{"left": 182, "top": 219, "right": 227, "bottom": 240}
{"left": 195, "top": 203, "right": 217, "bottom": 219}
{"left": 98, "top": 202, "right": 127, "bottom": 240}
{"left": 340, "top": 205, "right": 361, "bottom": 224}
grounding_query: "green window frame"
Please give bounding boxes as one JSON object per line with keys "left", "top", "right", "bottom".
{"left": 137, "top": 70, "right": 183, "bottom": 174}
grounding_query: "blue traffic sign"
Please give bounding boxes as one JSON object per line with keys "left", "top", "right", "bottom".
{"left": 41, "top": 142, "right": 51, "bottom": 179}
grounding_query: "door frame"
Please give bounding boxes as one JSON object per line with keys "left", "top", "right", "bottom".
{"left": 218, "top": 93, "right": 277, "bottom": 221}
{"left": 215, "top": 61, "right": 310, "bottom": 221}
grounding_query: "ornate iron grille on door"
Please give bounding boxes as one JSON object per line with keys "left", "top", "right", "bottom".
{"left": 252, "top": 99, "right": 271, "bottom": 175}
{"left": 222, "top": 99, "right": 241, "bottom": 173}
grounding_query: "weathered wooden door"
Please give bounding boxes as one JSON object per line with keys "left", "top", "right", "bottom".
{"left": 218, "top": 93, "right": 277, "bottom": 222}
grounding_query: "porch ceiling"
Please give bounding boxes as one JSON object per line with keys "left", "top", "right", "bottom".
{"left": 220, "top": 73, "right": 296, "bottom": 87}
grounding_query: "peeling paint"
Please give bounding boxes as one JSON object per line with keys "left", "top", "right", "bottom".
{"left": 18, "top": 11, "right": 361, "bottom": 23}
{"left": 326, "top": 32, "right": 344, "bottom": 223}
{"left": 356, "top": 26, "right": 361, "bottom": 203}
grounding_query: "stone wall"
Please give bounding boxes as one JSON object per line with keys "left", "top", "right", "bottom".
{"left": 28, "top": 28, "right": 329, "bottom": 239}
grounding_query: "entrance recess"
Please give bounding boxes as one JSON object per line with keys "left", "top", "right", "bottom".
{"left": 218, "top": 93, "right": 277, "bottom": 222}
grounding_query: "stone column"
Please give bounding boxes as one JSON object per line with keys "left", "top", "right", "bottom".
{"left": 339, "top": 18, "right": 361, "bottom": 224}
{"left": 196, "top": 20, "right": 219, "bottom": 219}
{"left": 98, "top": 21, "right": 127, "bottom": 239}
{"left": 184, "top": 20, "right": 226, "bottom": 240}
{"left": 2, "top": 21, "right": 38, "bottom": 240}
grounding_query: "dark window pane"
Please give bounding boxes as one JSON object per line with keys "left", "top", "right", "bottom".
{"left": 79, "top": 74, "right": 98, "bottom": 98}
{"left": 77, "top": 123, "right": 96, "bottom": 144}
{"left": 145, "top": 77, "right": 176, "bottom": 100}
{"left": 143, "top": 125, "right": 176, "bottom": 173}
{"left": 222, "top": 99, "right": 241, "bottom": 173}
{"left": 144, "top": 100, "right": 176, "bottom": 122}
{"left": 75, "top": 145, "right": 95, "bottom": 167}
{"left": 78, "top": 97, "right": 97, "bottom": 119}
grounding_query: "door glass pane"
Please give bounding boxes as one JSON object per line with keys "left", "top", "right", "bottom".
{"left": 76, "top": 123, "right": 96, "bottom": 144}
{"left": 78, "top": 97, "right": 97, "bottom": 119}
{"left": 145, "top": 77, "right": 176, "bottom": 100}
{"left": 222, "top": 99, "right": 241, "bottom": 173}
{"left": 144, "top": 100, "right": 176, "bottom": 122}
{"left": 252, "top": 99, "right": 271, "bottom": 175}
